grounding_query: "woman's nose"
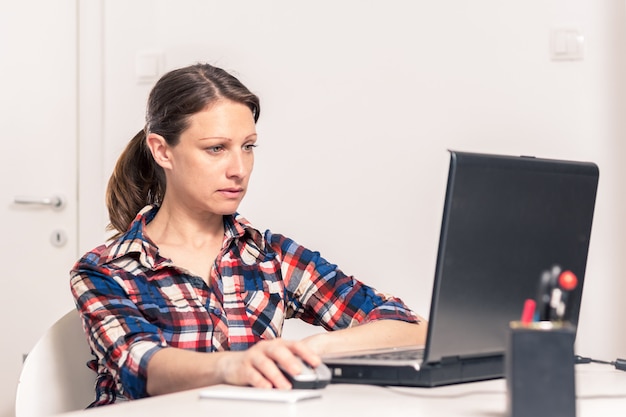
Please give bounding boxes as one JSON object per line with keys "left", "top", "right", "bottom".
{"left": 226, "top": 150, "right": 249, "bottom": 178}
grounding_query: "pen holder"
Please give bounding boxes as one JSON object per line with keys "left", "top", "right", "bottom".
{"left": 506, "top": 321, "right": 576, "bottom": 417}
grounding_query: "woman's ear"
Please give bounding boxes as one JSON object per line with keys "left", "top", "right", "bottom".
{"left": 145, "top": 133, "right": 172, "bottom": 170}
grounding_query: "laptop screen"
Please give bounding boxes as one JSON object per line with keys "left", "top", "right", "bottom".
{"left": 424, "top": 151, "right": 599, "bottom": 363}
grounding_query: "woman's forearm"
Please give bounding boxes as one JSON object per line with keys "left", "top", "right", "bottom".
{"left": 302, "top": 318, "right": 428, "bottom": 356}
{"left": 146, "top": 348, "right": 229, "bottom": 396}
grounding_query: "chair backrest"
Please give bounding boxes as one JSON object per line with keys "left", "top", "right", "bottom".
{"left": 15, "top": 309, "right": 96, "bottom": 417}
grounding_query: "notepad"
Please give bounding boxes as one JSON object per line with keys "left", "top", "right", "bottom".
{"left": 199, "top": 385, "right": 322, "bottom": 403}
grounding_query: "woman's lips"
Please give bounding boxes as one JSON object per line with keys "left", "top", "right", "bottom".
{"left": 218, "top": 188, "right": 244, "bottom": 198}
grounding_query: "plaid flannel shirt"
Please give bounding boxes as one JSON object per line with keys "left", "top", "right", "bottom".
{"left": 70, "top": 205, "right": 419, "bottom": 406}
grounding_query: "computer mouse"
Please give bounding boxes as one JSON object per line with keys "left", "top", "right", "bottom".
{"left": 279, "top": 357, "right": 331, "bottom": 389}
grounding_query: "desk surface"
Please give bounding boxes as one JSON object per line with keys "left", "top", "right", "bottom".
{"left": 55, "top": 364, "right": 626, "bottom": 417}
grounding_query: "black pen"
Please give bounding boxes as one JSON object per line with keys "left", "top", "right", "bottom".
{"left": 536, "top": 267, "right": 559, "bottom": 321}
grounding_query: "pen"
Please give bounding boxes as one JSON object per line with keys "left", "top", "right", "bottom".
{"left": 536, "top": 269, "right": 555, "bottom": 321}
{"left": 521, "top": 299, "right": 536, "bottom": 325}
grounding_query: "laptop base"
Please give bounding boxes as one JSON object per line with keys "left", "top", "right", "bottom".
{"left": 327, "top": 355, "right": 504, "bottom": 387}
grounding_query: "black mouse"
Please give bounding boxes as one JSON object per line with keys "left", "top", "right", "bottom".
{"left": 279, "top": 357, "right": 331, "bottom": 389}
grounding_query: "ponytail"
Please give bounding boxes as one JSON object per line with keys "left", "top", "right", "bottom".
{"left": 105, "top": 129, "right": 164, "bottom": 237}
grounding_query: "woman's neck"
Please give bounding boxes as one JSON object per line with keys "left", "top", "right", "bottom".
{"left": 146, "top": 200, "right": 225, "bottom": 250}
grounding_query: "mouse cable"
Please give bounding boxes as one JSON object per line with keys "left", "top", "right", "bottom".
{"left": 575, "top": 354, "right": 626, "bottom": 371}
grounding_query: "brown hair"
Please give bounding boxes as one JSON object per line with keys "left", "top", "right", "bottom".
{"left": 106, "top": 63, "right": 260, "bottom": 237}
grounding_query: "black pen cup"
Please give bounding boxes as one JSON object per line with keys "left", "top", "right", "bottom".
{"left": 506, "top": 321, "right": 576, "bottom": 417}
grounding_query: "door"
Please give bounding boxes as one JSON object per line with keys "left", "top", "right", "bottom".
{"left": 0, "top": 1, "right": 78, "bottom": 416}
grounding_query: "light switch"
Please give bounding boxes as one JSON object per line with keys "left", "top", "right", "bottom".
{"left": 135, "top": 51, "right": 164, "bottom": 83}
{"left": 550, "top": 28, "right": 584, "bottom": 61}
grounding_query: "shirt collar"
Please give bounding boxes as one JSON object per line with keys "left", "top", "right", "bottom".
{"left": 102, "top": 205, "right": 265, "bottom": 269}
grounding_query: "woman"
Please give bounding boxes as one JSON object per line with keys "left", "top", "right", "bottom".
{"left": 70, "top": 63, "right": 427, "bottom": 406}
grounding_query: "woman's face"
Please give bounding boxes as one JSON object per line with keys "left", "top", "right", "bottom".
{"left": 163, "top": 99, "right": 257, "bottom": 216}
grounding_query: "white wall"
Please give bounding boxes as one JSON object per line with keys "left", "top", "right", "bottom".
{"left": 79, "top": 0, "right": 626, "bottom": 360}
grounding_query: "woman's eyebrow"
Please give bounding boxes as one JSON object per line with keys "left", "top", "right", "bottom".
{"left": 198, "top": 133, "right": 257, "bottom": 142}
{"left": 198, "top": 136, "right": 232, "bottom": 141}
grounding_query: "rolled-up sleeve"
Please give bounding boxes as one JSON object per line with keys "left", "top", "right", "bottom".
{"left": 70, "top": 253, "right": 167, "bottom": 401}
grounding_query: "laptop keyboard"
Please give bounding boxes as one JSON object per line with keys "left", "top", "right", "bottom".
{"left": 344, "top": 347, "right": 424, "bottom": 361}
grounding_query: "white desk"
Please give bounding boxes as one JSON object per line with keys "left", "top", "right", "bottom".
{"left": 55, "top": 364, "right": 626, "bottom": 417}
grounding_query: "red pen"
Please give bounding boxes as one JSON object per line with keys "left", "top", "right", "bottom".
{"left": 521, "top": 299, "right": 536, "bottom": 325}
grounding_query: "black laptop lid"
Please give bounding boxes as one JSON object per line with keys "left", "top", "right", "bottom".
{"left": 424, "top": 151, "right": 599, "bottom": 364}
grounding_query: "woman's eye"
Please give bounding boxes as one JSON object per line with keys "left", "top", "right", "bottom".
{"left": 244, "top": 144, "right": 257, "bottom": 151}
{"left": 207, "top": 146, "right": 223, "bottom": 153}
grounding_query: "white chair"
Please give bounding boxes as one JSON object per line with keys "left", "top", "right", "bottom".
{"left": 15, "top": 309, "right": 96, "bottom": 417}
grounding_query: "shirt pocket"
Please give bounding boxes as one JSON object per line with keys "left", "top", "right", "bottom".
{"left": 237, "top": 258, "right": 287, "bottom": 338}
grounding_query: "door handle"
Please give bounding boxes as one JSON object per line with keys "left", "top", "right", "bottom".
{"left": 14, "top": 195, "right": 65, "bottom": 210}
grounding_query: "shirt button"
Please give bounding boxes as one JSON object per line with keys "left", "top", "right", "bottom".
{"left": 212, "top": 307, "right": 222, "bottom": 317}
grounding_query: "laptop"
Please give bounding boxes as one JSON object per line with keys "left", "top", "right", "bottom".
{"left": 322, "top": 150, "right": 599, "bottom": 387}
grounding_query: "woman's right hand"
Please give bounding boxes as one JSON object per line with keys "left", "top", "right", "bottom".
{"left": 147, "top": 338, "right": 321, "bottom": 396}
{"left": 217, "top": 338, "right": 321, "bottom": 389}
